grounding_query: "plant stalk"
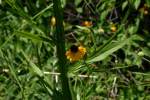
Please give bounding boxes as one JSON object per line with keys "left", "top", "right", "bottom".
{"left": 53, "top": 0, "right": 72, "bottom": 99}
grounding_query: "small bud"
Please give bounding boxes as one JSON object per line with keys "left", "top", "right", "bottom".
{"left": 98, "top": 28, "right": 104, "bottom": 33}
{"left": 51, "top": 16, "right": 56, "bottom": 26}
{"left": 110, "top": 26, "right": 117, "bottom": 32}
{"left": 138, "top": 51, "right": 144, "bottom": 56}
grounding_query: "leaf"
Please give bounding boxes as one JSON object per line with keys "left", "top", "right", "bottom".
{"left": 142, "top": 47, "right": 150, "bottom": 57}
{"left": 29, "top": 61, "right": 44, "bottom": 77}
{"left": 86, "top": 38, "right": 130, "bottom": 63}
{"left": 76, "top": 7, "right": 83, "bottom": 13}
{"left": 75, "top": 0, "right": 82, "bottom": 6}
{"left": 68, "top": 62, "right": 84, "bottom": 73}
{"left": 100, "top": 10, "right": 109, "bottom": 21}
{"left": 131, "top": 34, "right": 144, "bottom": 41}
{"left": 0, "top": 32, "right": 16, "bottom": 49}
{"left": 128, "top": 26, "right": 137, "bottom": 34}
{"left": 76, "top": 25, "right": 90, "bottom": 31}
{"left": 32, "top": 4, "right": 53, "bottom": 19}
{"left": 145, "top": 0, "right": 150, "bottom": 6}
{"left": 15, "top": 31, "right": 53, "bottom": 43}
{"left": 122, "top": 1, "right": 128, "bottom": 10}
{"left": 88, "top": 32, "right": 117, "bottom": 59}
{"left": 21, "top": 51, "right": 44, "bottom": 77}
{"left": 134, "top": 0, "right": 141, "bottom": 10}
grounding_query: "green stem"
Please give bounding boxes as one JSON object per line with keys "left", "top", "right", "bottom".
{"left": 53, "top": 0, "right": 72, "bottom": 100}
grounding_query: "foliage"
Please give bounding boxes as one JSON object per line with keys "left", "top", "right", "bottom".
{"left": 0, "top": 0, "right": 150, "bottom": 100}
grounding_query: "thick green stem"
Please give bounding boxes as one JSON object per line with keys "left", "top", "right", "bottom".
{"left": 53, "top": 0, "right": 72, "bottom": 100}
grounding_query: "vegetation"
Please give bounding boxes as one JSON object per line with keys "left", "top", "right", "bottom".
{"left": 0, "top": 0, "right": 150, "bottom": 100}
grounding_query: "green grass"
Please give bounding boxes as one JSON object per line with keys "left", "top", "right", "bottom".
{"left": 0, "top": 0, "right": 150, "bottom": 100}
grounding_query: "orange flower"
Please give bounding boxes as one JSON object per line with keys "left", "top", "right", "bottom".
{"left": 65, "top": 45, "right": 86, "bottom": 62}
{"left": 81, "top": 21, "right": 93, "bottom": 27}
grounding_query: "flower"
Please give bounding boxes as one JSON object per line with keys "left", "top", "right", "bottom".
{"left": 65, "top": 45, "right": 86, "bottom": 62}
{"left": 81, "top": 21, "right": 93, "bottom": 27}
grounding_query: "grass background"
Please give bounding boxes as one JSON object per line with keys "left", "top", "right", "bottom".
{"left": 0, "top": 0, "right": 150, "bottom": 100}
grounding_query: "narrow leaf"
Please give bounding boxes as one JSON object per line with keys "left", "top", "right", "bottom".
{"left": 86, "top": 38, "right": 129, "bottom": 63}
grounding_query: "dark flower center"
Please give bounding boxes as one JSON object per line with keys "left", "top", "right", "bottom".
{"left": 70, "top": 45, "right": 78, "bottom": 53}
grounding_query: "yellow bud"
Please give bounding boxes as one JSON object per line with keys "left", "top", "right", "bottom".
{"left": 110, "top": 26, "right": 117, "bottom": 32}
{"left": 51, "top": 16, "right": 56, "bottom": 26}
{"left": 98, "top": 28, "right": 104, "bottom": 33}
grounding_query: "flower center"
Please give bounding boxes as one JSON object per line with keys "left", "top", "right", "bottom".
{"left": 70, "top": 45, "right": 78, "bottom": 53}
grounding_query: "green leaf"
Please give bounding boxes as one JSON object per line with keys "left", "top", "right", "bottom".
{"left": 88, "top": 32, "right": 117, "bottom": 59}
{"left": 134, "top": 0, "right": 141, "bottom": 10}
{"left": 29, "top": 61, "right": 44, "bottom": 77}
{"left": 15, "top": 31, "right": 53, "bottom": 43}
{"left": 122, "top": 1, "right": 128, "bottom": 10}
{"left": 0, "top": 32, "right": 16, "bottom": 49}
{"left": 21, "top": 51, "right": 44, "bottom": 77}
{"left": 76, "top": 25, "right": 90, "bottom": 31}
{"left": 128, "top": 26, "right": 137, "bottom": 34}
{"left": 75, "top": 0, "right": 82, "bottom": 6}
{"left": 68, "top": 62, "right": 84, "bottom": 73}
{"left": 131, "top": 34, "right": 144, "bottom": 41}
{"left": 100, "top": 10, "right": 109, "bottom": 21}
{"left": 32, "top": 4, "right": 53, "bottom": 19}
{"left": 86, "top": 38, "right": 129, "bottom": 63}
{"left": 76, "top": 7, "right": 83, "bottom": 13}
{"left": 145, "top": 0, "right": 150, "bottom": 6}
{"left": 142, "top": 47, "right": 150, "bottom": 57}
